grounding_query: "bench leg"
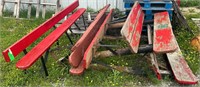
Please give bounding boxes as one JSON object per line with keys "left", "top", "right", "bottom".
{"left": 53, "top": 26, "right": 60, "bottom": 46}
{"left": 65, "top": 32, "right": 73, "bottom": 45}
{"left": 82, "top": 15, "right": 87, "bottom": 30}
{"left": 74, "top": 22, "right": 81, "bottom": 30}
{"left": 69, "top": 27, "right": 74, "bottom": 35}
{"left": 44, "top": 49, "right": 50, "bottom": 63}
{"left": 40, "top": 56, "right": 48, "bottom": 76}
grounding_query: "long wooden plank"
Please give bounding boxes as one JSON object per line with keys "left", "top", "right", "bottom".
{"left": 83, "top": 9, "right": 113, "bottom": 69}
{"left": 166, "top": 39, "right": 198, "bottom": 84}
{"left": 121, "top": 1, "right": 141, "bottom": 43}
{"left": 2, "top": 0, "right": 79, "bottom": 62}
{"left": 130, "top": 8, "right": 144, "bottom": 53}
{"left": 153, "top": 11, "right": 177, "bottom": 53}
{"left": 16, "top": 8, "right": 86, "bottom": 70}
{"left": 69, "top": 5, "right": 110, "bottom": 68}
{"left": 70, "top": 10, "right": 112, "bottom": 75}
{"left": 121, "top": 1, "right": 144, "bottom": 53}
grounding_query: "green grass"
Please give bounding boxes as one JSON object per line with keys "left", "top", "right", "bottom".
{"left": 180, "top": 0, "right": 200, "bottom": 7}
{"left": 0, "top": 10, "right": 200, "bottom": 86}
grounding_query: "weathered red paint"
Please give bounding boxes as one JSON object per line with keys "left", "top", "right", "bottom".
{"left": 2, "top": 0, "right": 79, "bottom": 62}
{"left": 69, "top": 5, "right": 110, "bottom": 68}
{"left": 153, "top": 11, "right": 177, "bottom": 53}
{"left": 130, "top": 9, "right": 144, "bottom": 53}
{"left": 166, "top": 41, "right": 198, "bottom": 84}
{"left": 121, "top": 1, "right": 141, "bottom": 43}
{"left": 16, "top": 8, "right": 86, "bottom": 70}
{"left": 69, "top": 62, "right": 85, "bottom": 75}
{"left": 121, "top": 1, "right": 144, "bottom": 53}
{"left": 147, "top": 25, "right": 161, "bottom": 80}
{"left": 83, "top": 9, "right": 113, "bottom": 69}
{"left": 177, "top": 0, "right": 180, "bottom": 6}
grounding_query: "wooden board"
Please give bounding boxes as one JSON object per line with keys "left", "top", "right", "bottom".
{"left": 147, "top": 25, "right": 161, "bottom": 80}
{"left": 83, "top": 9, "right": 113, "bottom": 69}
{"left": 153, "top": 11, "right": 177, "bottom": 53}
{"left": 130, "top": 9, "right": 144, "bottom": 53}
{"left": 121, "top": 1, "right": 141, "bottom": 43}
{"left": 69, "top": 5, "right": 110, "bottom": 68}
{"left": 166, "top": 42, "right": 198, "bottom": 84}
{"left": 121, "top": 1, "right": 144, "bottom": 53}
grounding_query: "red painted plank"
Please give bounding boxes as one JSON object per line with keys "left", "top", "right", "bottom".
{"left": 166, "top": 39, "right": 198, "bottom": 84}
{"left": 121, "top": 1, "right": 141, "bottom": 43}
{"left": 2, "top": 0, "right": 79, "bottom": 62}
{"left": 83, "top": 9, "right": 113, "bottom": 69}
{"left": 69, "top": 5, "right": 110, "bottom": 68}
{"left": 130, "top": 9, "right": 144, "bottom": 53}
{"left": 16, "top": 8, "right": 86, "bottom": 70}
{"left": 69, "top": 61, "right": 85, "bottom": 75}
{"left": 121, "top": 1, "right": 144, "bottom": 53}
{"left": 153, "top": 11, "right": 177, "bottom": 53}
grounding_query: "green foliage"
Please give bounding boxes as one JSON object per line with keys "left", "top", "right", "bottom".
{"left": 87, "top": 7, "right": 95, "bottom": 12}
{"left": 2, "top": 6, "right": 55, "bottom": 19}
{"left": 180, "top": 0, "right": 200, "bottom": 7}
{"left": 173, "top": 13, "right": 200, "bottom": 74}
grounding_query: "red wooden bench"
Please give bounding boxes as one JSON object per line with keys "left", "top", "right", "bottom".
{"left": 68, "top": 5, "right": 112, "bottom": 75}
{"left": 2, "top": 0, "right": 86, "bottom": 76}
{"left": 153, "top": 12, "right": 177, "bottom": 53}
{"left": 121, "top": 1, "right": 144, "bottom": 53}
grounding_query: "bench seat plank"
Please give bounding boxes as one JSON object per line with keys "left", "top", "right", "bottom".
{"left": 69, "top": 5, "right": 110, "bottom": 68}
{"left": 2, "top": 0, "right": 79, "bottom": 62}
{"left": 130, "top": 9, "right": 144, "bottom": 53}
{"left": 166, "top": 39, "right": 198, "bottom": 84}
{"left": 153, "top": 11, "right": 177, "bottom": 53}
{"left": 16, "top": 8, "right": 86, "bottom": 69}
{"left": 121, "top": 2, "right": 141, "bottom": 43}
{"left": 121, "top": 1, "right": 144, "bottom": 53}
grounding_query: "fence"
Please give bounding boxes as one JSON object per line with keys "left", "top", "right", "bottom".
{"left": 0, "top": 0, "right": 125, "bottom": 11}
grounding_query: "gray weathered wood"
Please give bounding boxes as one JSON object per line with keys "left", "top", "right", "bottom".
{"left": 0, "top": 0, "right": 5, "bottom": 16}
{"left": 56, "top": 0, "right": 61, "bottom": 13}
{"left": 36, "top": 0, "right": 40, "bottom": 18}
{"left": 27, "top": 0, "right": 32, "bottom": 18}
{"left": 16, "top": 0, "right": 20, "bottom": 18}
{"left": 41, "top": 3, "right": 56, "bottom": 6}
{"left": 4, "top": 0, "right": 16, "bottom": 3}
{"left": 21, "top": 2, "right": 37, "bottom": 4}
{"left": 13, "top": 0, "right": 17, "bottom": 17}
{"left": 42, "top": 0, "right": 46, "bottom": 18}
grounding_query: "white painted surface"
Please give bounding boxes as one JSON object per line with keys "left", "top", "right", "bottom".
{"left": 0, "top": 0, "right": 125, "bottom": 11}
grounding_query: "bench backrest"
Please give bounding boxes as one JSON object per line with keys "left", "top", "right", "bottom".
{"left": 121, "top": 1, "right": 144, "bottom": 53}
{"left": 69, "top": 5, "right": 110, "bottom": 67}
{"left": 16, "top": 8, "right": 86, "bottom": 70}
{"left": 2, "top": 0, "right": 79, "bottom": 62}
{"left": 83, "top": 9, "right": 113, "bottom": 69}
